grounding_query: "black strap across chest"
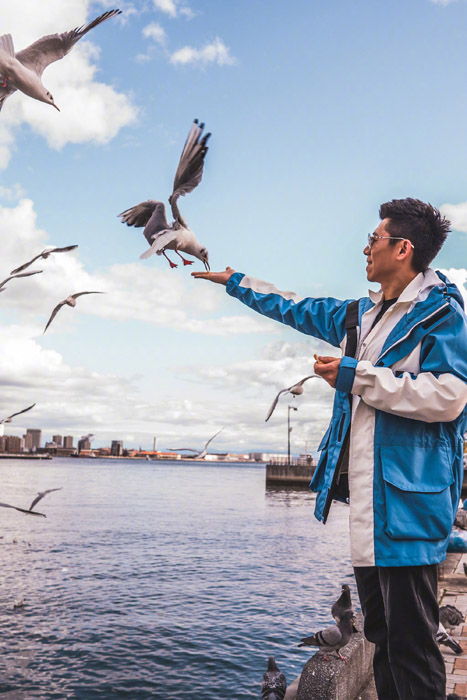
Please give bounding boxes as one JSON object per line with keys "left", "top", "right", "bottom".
{"left": 344, "top": 300, "right": 359, "bottom": 358}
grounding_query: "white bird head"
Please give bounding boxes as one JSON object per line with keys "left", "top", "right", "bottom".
{"left": 41, "top": 88, "right": 60, "bottom": 112}
{"left": 196, "top": 246, "right": 210, "bottom": 271}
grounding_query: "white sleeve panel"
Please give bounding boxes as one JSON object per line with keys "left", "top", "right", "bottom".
{"left": 352, "top": 360, "right": 467, "bottom": 423}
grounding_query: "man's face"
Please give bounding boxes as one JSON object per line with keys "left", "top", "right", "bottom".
{"left": 363, "top": 218, "right": 401, "bottom": 284}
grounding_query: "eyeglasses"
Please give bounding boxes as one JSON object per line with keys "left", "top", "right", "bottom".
{"left": 367, "top": 233, "right": 415, "bottom": 249}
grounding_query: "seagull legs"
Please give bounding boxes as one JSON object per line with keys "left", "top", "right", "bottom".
{"left": 174, "top": 248, "right": 194, "bottom": 266}
{"left": 162, "top": 251, "right": 178, "bottom": 268}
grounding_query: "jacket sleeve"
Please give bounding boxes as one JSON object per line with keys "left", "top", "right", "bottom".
{"left": 226, "top": 272, "right": 350, "bottom": 347}
{"left": 335, "top": 308, "right": 467, "bottom": 422}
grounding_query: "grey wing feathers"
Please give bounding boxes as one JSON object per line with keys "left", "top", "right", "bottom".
{"left": 15, "top": 10, "right": 122, "bottom": 76}
{"left": 318, "top": 623, "right": 343, "bottom": 647}
{"left": 43, "top": 300, "right": 66, "bottom": 333}
{"left": 29, "top": 487, "right": 62, "bottom": 511}
{"left": 0, "top": 502, "right": 46, "bottom": 517}
{"left": 119, "top": 200, "right": 168, "bottom": 231}
{"left": 0, "top": 34, "right": 15, "bottom": 56}
{"left": 204, "top": 427, "right": 224, "bottom": 450}
{"left": 11, "top": 253, "right": 44, "bottom": 274}
{"left": 70, "top": 291, "right": 103, "bottom": 299}
{"left": 265, "top": 389, "right": 287, "bottom": 422}
{"left": 6, "top": 403, "right": 36, "bottom": 421}
{"left": 169, "top": 119, "right": 211, "bottom": 225}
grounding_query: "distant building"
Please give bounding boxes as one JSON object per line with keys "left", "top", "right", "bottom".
{"left": 6, "top": 435, "right": 23, "bottom": 453}
{"left": 64, "top": 436, "right": 74, "bottom": 449}
{"left": 249, "top": 452, "right": 289, "bottom": 464}
{"left": 0, "top": 436, "right": 7, "bottom": 452}
{"left": 52, "top": 435, "right": 62, "bottom": 446}
{"left": 77, "top": 437, "right": 91, "bottom": 453}
{"left": 111, "top": 440, "right": 123, "bottom": 456}
{"left": 24, "top": 428, "right": 41, "bottom": 451}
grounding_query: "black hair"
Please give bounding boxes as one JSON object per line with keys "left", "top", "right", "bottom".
{"left": 379, "top": 198, "right": 450, "bottom": 272}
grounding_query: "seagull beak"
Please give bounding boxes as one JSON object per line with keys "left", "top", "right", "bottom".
{"left": 203, "top": 259, "right": 210, "bottom": 271}
{"left": 53, "top": 103, "right": 60, "bottom": 112}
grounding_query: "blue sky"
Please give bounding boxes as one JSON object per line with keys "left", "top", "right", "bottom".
{"left": 0, "top": 0, "right": 466, "bottom": 454}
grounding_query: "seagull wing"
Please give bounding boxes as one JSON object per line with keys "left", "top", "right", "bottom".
{"left": 139, "top": 229, "right": 177, "bottom": 259}
{"left": 29, "top": 487, "right": 62, "bottom": 512}
{"left": 203, "top": 427, "right": 224, "bottom": 453}
{"left": 5, "top": 403, "right": 36, "bottom": 422}
{"left": 43, "top": 300, "right": 66, "bottom": 334}
{"left": 169, "top": 119, "right": 211, "bottom": 226}
{"left": 168, "top": 448, "right": 198, "bottom": 453}
{"left": 0, "top": 270, "right": 43, "bottom": 289}
{"left": 51, "top": 245, "right": 79, "bottom": 254}
{"left": 0, "top": 35, "right": 17, "bottom": 108}
{"left": 70, "top": 291, "right": 104, "bottom": 300}
{"left": 265, "top": 389, "right": 288, "bottom": 422}
{"left": 0, "top": 502, "right": 46, "bottom": 517}
{"left": 296, "top": 375, "right": 317, "bottom": 387}
{"left": 10, "top": 252, "right": 43, "bottom": 275}
{"left": 15, "top": 10, "right": 122, "bottom": 77}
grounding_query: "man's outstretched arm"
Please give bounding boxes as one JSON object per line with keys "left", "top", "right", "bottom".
{"left": 192, "top": 268, "right": 351, "bottom": 348}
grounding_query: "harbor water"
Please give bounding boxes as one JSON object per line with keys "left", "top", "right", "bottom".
{"left": 0, "top": 458, "right": 356, "bottom": 699}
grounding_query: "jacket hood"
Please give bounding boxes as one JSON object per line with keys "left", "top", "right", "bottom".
{"left": 434, "top": 270, "right": 465, "bottom": 310}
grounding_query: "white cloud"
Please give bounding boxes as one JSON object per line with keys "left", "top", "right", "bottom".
{"left": 151, "top": 0, "right": 193, "bottom": 18}
{"left": 440, "top": 201, "right": 467, "bottom": 233}
{"left": 0, "top": 0, "right": 138, "bottom": 167}
{"left": 142, "top": 22, "right": 166, "bottom": 44}
{"left": 0, "top": 197, "right": 275, "bottom": 336}
{"left": 170, "top": 38, "right": 236, "bottom": 67}
{"left": 440, "top": 267, "right": 467, "bottom": 306}
{"left": 430, "top": 0, "right": 457, "bottom": 4}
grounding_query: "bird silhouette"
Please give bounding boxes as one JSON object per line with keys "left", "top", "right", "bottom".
{"left": 43, "top": 292, "right": 103, "bottom": 333}
{"left": 11, "top": 245, "right": 78, "bottom": 275}
{"left": 0, "top": 487, "right": 62, "bottom": 518}
{"left": 265, "top": 375, "right": 317, "bottom": 422}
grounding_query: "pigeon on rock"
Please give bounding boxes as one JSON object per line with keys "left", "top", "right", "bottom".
{"left": 331, "top": 583, "right": 359, "bottom": 632}
{"left": 119, "top": 119, "right": 211, "bottom": 270}
{"left": 261, "top": 657, "right": 287, "bottom": 700}
{"left": 0, "top": 11, "right": 121, "bottom": 112}
{"left": 298, "top": 609, "right": 355, "bottom": 661}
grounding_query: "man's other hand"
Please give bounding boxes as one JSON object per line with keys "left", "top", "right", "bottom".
{"left": 191, "top": 267, "right": 236, "bottom": 286}
{"left": 314, "top": 355, "right": 341, "bottom": 388}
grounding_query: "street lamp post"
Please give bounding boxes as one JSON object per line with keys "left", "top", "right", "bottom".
{"left": 287, "top": 405, "right": 298, "bottom": 466}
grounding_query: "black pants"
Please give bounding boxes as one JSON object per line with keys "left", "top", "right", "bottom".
{"left": 354, "top": 565, "right": 445, "bottom": 700}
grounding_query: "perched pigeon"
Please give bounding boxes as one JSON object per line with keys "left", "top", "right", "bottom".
{"left": 265, "top": 376, "right": 317, "bottom": 422}
{"left": 11, "top": 245, "right": 78, "bottom": 275}
{"left": 43, "top": 291, "right": 103, "bottom": 333}
{"left": 261, "top": 657, "right": 287, "bottom": 700}
{"left": 439, "top": 605, "right": 464, "bottom": 631}
{"left": 331, "top": 584, "right": 358, "bottom": 632}
{"left": 0, "top": 403, "right": 35, "bottom": 425}
{"left": 298, "top": 609, "right": 354, "bottom": 661}
{"left": 119, "top": 119, "right": 211, "bottom": 270}
{"left": 0, "top": 487, "right": 62, "bottom": 518}
{"left": 0, "top": 270, "right": 42, "bottom": 293}
{"left": 436, "top": 622, "right": 463, "bottom": 654}
{"left": 0, "top": 11, "right": 121, "bottom": 112}
{"left": 169, "top": 427, "right": 224, "bottom": 460}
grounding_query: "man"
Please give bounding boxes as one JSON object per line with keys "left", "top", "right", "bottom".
{"left": 193, "top": 198, "right": 467, "bottom": 699}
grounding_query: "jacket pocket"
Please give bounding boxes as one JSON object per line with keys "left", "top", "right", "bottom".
{"left": 380, "top": 443, "right": 454, "bottom": 541}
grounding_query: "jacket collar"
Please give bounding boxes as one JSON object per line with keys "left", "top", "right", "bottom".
{"left": 368, "top": 269, "right": 442, "bottom": 306}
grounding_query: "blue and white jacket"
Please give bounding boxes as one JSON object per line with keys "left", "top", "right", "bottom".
{"left": 226, "top": 269, "right": 467, "bottom": 567}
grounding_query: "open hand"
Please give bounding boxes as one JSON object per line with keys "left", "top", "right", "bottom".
{"left": 191, "top": 267, "right": 236, "bottom": 286}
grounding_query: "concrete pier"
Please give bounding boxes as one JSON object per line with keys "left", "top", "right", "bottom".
{"left": 265, "top": 463, "right": 315, "bottom": 486}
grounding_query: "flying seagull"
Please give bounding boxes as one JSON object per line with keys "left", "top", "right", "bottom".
{"left": 261, "top": 657, "right": 287, "bottom": 700}
{"left": 0, "top": 487, "right": 62, "bottom": 518}
{"left": 169, "top": 427, "right": 224, "bottom": 459}
{"left": 0, "top": 403, "right": 36, "bottom": 425}
{"left": 11, "top": 245, "right": 78, "bottom": 275}
{"left": 43, "top": 291, "right": 103, "bottom": 333}
{"left": 0, "top": 10, "right": 121, "bottom": 112}
{"left": 119, "top": 119, "right": 211, "bottom": 270}
{"left": 265, "top": 375, "right": 317, "bottom": 422}
{"left": 0, "top": 270, "right": 43, "bottom": 293}
{"left": 297, "top": 609, "right": 355, "bottom": 662}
